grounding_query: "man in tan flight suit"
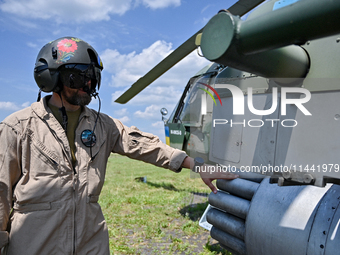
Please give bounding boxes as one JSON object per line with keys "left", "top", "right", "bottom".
{"left": 0, "top": 37, "right": 238, "bottom": 254}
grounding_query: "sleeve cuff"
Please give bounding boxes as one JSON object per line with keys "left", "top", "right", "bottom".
{"left": 0, "top": 231, "right": 8, "bottom": 249}
{"left": 168, "top": 149, "right": 188, "bottom": 172}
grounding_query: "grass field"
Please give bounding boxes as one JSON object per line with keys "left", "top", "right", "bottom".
{"left": 99, "top": 154, "right": 231, "bottom": 255}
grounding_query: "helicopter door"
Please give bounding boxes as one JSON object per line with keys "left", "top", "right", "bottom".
{"left": 209, "top": 82, "right": 279, "bottom": 171}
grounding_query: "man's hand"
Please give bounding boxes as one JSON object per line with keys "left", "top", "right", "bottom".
{"left": 198, "top": 166, "right": 239, "bottom": 194}
{"left": 181, "top": 156, "right": 239, "bottom": 193}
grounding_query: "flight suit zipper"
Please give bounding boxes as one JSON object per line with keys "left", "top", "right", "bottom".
{"left": 72, "top": 116, "right": 84, "bottom": 254}
{"left": 72, "top": 173, "right": 78, "bottom": 254}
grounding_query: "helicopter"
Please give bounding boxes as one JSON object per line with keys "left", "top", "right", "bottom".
{"left": 115, "top": 0, "right": 340, "bottom": 254}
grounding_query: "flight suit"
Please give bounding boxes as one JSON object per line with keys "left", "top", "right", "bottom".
{"left": 0, "top": 96, "right": 187, "bottom": 254}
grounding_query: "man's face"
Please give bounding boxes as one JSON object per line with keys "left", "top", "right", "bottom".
{"left": 61, "top": 82, "right": 92, "bottom": 106}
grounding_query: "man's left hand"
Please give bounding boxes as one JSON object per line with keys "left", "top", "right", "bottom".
{"left": 198, "top": 166, "right": 239, "bottom": 194}
{"left": 181, "top": 156, "right": 239, "bottom": 194}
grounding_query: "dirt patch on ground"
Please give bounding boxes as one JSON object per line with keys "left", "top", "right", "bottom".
{"left": 122, "top": 193, "right": 229, "bottom": 255}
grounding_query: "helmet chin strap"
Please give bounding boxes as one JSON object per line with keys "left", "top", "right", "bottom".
{"left": 37, "top": 89, "right": 42, "bottom": 102}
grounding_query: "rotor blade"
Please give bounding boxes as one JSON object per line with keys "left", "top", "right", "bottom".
{"left": 114, "top": 29, "right": 202, "bottom": 104}
{"left": 115, "top": 0, "right": 266, "bottom": 104}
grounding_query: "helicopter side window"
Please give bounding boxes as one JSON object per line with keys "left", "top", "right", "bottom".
{"left": 179, "top": 76, "right": 212, "bottom": 127}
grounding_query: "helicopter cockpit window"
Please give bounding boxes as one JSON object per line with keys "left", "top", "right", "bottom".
{"left": 179, "top": 76, "right": 212, "bottom": 127}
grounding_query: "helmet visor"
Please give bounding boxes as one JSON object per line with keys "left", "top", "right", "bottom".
{"left": 59, "top": 63, "right": 101, "bottom": 91}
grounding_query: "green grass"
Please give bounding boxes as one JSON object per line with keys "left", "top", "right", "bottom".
{"left": 99, "top": 154, "right": 231, "bottom": 255}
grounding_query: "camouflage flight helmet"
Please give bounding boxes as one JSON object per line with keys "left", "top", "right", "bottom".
{"left": 34, "top": 36, "right": 104, "bottom": 93}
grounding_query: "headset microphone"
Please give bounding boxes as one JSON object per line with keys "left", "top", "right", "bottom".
{"left": 82, "top": 84, "right": 99, "bottom": 99}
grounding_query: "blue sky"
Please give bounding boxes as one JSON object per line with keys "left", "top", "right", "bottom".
{"left": 0, "top": 0, "right": 240, "bottom": 142}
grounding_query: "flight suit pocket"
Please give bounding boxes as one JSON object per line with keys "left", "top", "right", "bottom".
{"left": 128, "top": 126, "right": 158, "bottom": 151}
{"left": 23, "top": 128, "right": 60, "bottom": 176}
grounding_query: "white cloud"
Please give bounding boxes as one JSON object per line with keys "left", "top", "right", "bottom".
{"left": 21, "top": 101, "right": 31, "bottom": 108}
{"left": 9, "top": 16, "right": 38, "bottom": 29}
{"left": 118, "top": 116, "right": 130, "bottom": 123}
{"left": 26, "top": 42, "right": 38, "bottom": 48}
{"left": 0, "top": 0, "right": 132, "bottom": 23}
{"left": 201, "top": 5, "right": 211, "bottom": 14}
{"left": 114, "top": 108, "right": 129, "bottom": 117}
{"left": 106, "top": 40, "right": 209, "bottom": 106}
{"left": 150, "top": 121, "right": 166, "bottom": 142}
{"left": 152, "top": 121, "right": 164, "bottom": 128}
{"left": 101, "top": 40, "right": 172, "bottom": 88}
{"left": 141, "top": 0, "right": 180, "bottom": 9}
{"left": 0, "top": 102, "right": 20, "bottom": 111}
{"left": 134, "top": 104, "right": 161, "bottom": 119}
{"left": 0, "top": 0, "right": 181, "bottom": 23}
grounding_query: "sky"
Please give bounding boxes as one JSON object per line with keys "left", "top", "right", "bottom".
{"left": 0, "top": 0, "right": 242, "bottom": 142}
